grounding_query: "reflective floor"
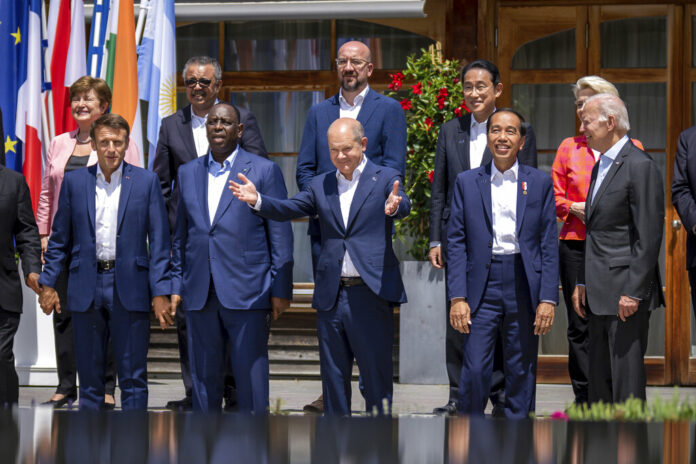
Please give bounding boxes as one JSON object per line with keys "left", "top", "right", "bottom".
{"left": 3, "top": 407, "right": 693, "bottom": 463}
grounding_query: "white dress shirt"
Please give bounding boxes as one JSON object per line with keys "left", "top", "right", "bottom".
{"left": 207, "top": 147, "right": 238, "bottom": 225}
{"left": 336, "top": 156, "right": 367, "bottom": 277}
{"left": 339, "top": 85, "right": 370, "bottom": 120}
{"left": 470, "top": 110, "right": 493, "bottom": 169}
{"left": 490, "top": 161, "right": 520, "bottom": 255}
{"left": 191, "top": 99, "right": 220, "bottom": 157}
{"left": 590, "top": 135, "right": 629, "bottom": 204}
{"left": 95, "top": 163, "right": 122, "bottom": 260}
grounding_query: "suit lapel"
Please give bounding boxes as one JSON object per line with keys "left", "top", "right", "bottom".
{"left": 356, "top": 90, "right": 379, "bottom": 128}
{"left": 477, "top": 164, "right": 493, "bottom": 226}
{"left": 326, "top": 95, "right": 340, "bottom": 128}
{"left": 181, "top": 106, "right": 198, "bottom": 161}
{"left": 86, "top": 166, "right": 97, "bottom": 233}
{"left": 323, "top": 174, "right": 345, "bottom": 233}
{"left": 516, "top": 165, "right": 528, "bottom": 235}
{"left": 589, "top": 142, "right": 630, "bottom": 210}
{"left": 456, "top": 115, "right": 471, "bottom": 172}
{"left": 211, "top": 150, "right": 251, "bottom": 228}
{"left": 116, "top": 163, "right": 133, "bottom": 232}
{"left": 196, "top": 156, "right": 210, "bottom": 226}
{"left": 585, "top": 162, "right": 600, "bottom": 222}
{"left": 480, "top": 146, "right": 493, "bottom": 167}
{"left": 346, "top": 161, "right": 379, "bottom": 232}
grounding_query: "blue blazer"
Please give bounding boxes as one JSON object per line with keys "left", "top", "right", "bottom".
{"left": 295, "top": 89, "right": 406, "bottom": 192}
{"left": 171, "top": 148, "right": 293, "bottom": 311}
{"left": 446, "top": 162, "right": 559, "bottom": 312}
{"left": 40, "top": 163, "right": 171, "bottom": 312}
{"left": 259, "top": 159, "right": 409, "bottom": 311}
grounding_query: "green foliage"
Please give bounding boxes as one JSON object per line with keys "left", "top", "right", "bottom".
{"left": 563, "top": 389, "right": 696, "bottom": 421}
{"left": 385, "top": 47, "right": 467, "bottom": 260}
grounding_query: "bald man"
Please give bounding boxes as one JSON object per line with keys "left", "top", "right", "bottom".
{"left": 295, "top": 40, "right": 407, "bottom": 412}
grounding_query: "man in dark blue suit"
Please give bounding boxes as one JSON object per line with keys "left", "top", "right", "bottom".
{"left": 171, "top": 103, "right": 293, "bottom": 413}
{"left": 39, "top": 114, "right": 172, "bottom": 410}
{"left": 296, "top": 39, "right": 406, "bottom": 413}
{"left": 231, "top": 118, "right": 410, "bottom": 415}
{"left": 447, "top": 109, "right": 558, "bottom": 418}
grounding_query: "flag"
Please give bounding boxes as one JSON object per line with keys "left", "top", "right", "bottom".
{"left": 87, "top": 0, "right": 112, "bottom": 78}
{"left": 45, "top": 0, "right": 86, "bottom": 136}
{"left": 138, "top": 0, "right": 176, "bottom": 169}
{"left": 0, "top": 0, "right": 44, "bottom": 212}
{"left": 106, "top": 0, "right": 144, "bottom": 166}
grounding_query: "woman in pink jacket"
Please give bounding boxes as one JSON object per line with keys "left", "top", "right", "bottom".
{"left": 37, "top": 76, "right": 140, "bottom": 409}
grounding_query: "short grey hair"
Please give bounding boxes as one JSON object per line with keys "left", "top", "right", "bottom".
{"left": 573, "top": 75, "right": 619, "bottom": 99}
{"left": 327, "top": 118, "right": 364, "bottom": 143}
{"left": 182, "top": 56, "right": 222, "bottom": 82}
{"left": 584, "top": 93, "right": 630, "bottom": 132}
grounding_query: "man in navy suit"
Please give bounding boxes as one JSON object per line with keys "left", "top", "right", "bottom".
{"left": 430, "top": 60, "right": 538, "bottom": 416}
{"left": 447, "top": 109, "right": 558, "bottom": 418}
{"left": 39, "top": 114, "right": 171, "bottom": 410}
{"left": 171, "top": 103, "right": 293, "bottom": 413}
{"left": 153, "top": 56, "right": 268, "bottom": 411}
{"left": 296, "top": 39, "right": 406, "bottom": 413}
{"left": 231, "top": 118, "right": 410, "bottom": 415}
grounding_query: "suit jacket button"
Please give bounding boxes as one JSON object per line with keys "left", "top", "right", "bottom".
{"left": 488, "top": 242, "right": 492, "bottom": 247}
{"left": 485, "top": 263, "right": 490, "bottom": 269}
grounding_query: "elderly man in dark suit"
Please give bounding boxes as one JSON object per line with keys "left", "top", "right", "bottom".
{"left": 152, "top": 55, "right": 268, "bottom": 411}
{"left": 0, "top": 164, "right": 42, "bottom": 405}
{"left": 429, "top": 59, "right": 538, "bottom": 415}
{"left": 231, "top": 118, "right": 410, "bottom": 415}
{"left": 573, "top": 94, "right": 664, "bottom": 403}
{"left": 672, "top": 126, "right": 696, "bottom": 321}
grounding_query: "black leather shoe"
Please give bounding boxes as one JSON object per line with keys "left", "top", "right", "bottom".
{"left": 433, "top": 400, "right": 458, "bottom": 415}
{"left": 165, "top": 397, "right": 193, "bottom": 411}
{"left": 42, "top": 395, "right": 76, "bottom": 408}
{"left": 223, "top": 396, "right": 238, "bottom": 412}
{"left": 103, "top": 402, "right": 116, "bottom": 410}
{"left": 303, "top": 394, "right": 324, "bottom": 413}
{"left": 491, "top": 403, "right": 505, "bottom": 418}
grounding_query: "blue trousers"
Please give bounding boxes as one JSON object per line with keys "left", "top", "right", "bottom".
{"left": 71, "top": 269, "right": 150, "bottom": 410}
{"left": 186, "top": 287, "right": 270, "bottom": 413}
{"left": 459, "top": 255, "right": 538, "bottom": 418}
{"left": 317, "top": 284, "right": 394, "bottom": 415}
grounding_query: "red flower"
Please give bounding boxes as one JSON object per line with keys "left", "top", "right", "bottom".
{"left": 453, "top": 78, "right": 460, "bottom": 84}
{"left": 389, "top": 72, "right": 405, "bottom": 91}
{"left": 438, "top": 87, "right": 448, "bottom": 97}
{"left": 454, "top": 107, "right": 462, "bottom": 117}
{"left": 400, "top": 98, "right": 412, "bottom": 111}
{"left": 437, "top": 95, "right": 446, "bottom": 110}
{"left": 427, "top": 170, "right": 434, "bottom": 183}
{"left": 411, "top": 82, "right": 423, "bottom": 95}
{"left": 460, "top": 99, "right": 470, "bottom": 113}
{"left": 424, "top": 117, "right": 433, "bottom": 130}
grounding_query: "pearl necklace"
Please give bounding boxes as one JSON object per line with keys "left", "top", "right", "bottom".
{"left": 76, "top": 132, "right": 91, "bottom": 144}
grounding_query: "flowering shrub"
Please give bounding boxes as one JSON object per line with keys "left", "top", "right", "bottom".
{"left": 385, "top": 47, "right": 467, "bottom": 260}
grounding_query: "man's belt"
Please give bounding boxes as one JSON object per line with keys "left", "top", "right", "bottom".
{"left": 340, "top": 276, "right": 365, "bottom": 287}
{"left": 97, "top": 260, "right": 116, "bottom": 272}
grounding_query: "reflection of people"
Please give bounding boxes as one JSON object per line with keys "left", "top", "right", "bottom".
{"left": 0, "top": 165, "right": 41, "bottom": 405}
{"left": 39, "top": 114, "right": 171, "bottom": 410}
{"left": 232, "top": 118, "right": 410, "bottom": 415}
{"left": 551, "top": 76, "right": 644, "bottom": 406}
{"left": 37, "top": 76, "right": 137, "bottom": 408}
{"left": 429, "top": 60, "right": 538, "bottom": 416}
{"left": 672, "top": 126, "right": 696, "bottom": 321}
{"left": 171, "top": 103, "right": 293, "bottom": 413}
{"left": 153, "top": 55, "right": 268, "bottom": 411}
{"left": 295, "top": 39, "right": 406, "bottom": 414}
{"left": 447, "top": 109, "right": 558, "bottom": 418}
{"left": 573, "top": 94, "right": 664, "bottom": 403}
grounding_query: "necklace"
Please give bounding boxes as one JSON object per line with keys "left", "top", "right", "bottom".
{"left": 76, "top": 132, "right": 91, "bottom": 144}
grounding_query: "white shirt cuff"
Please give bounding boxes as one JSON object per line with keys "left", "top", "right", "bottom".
{"left": 249, "top": 194, "right": 262, "bottom": 211}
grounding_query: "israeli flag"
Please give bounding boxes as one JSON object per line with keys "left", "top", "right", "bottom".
{"left": 137, "top": 0, "right": 176, "bottom": 169}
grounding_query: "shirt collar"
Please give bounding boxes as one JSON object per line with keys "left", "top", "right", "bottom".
{"left": 491, "top": 159, "right": 518, "bottom": 181}
{"left": 471, "top": 107, "right": 496, "bottom": 130}
{"left": 96, "top": 162, "right": 123, "bottom": 185}
{"left": 207, "top": 146, "right": 239, "bottom": 173}
{"left": 191, "top": 99, "right": 221, "bottom": 124}
{"left": 602, "top": 134, "right": 630, "bottom": 161}
{"left": 339, "top": 85, "right": 370, "bottom": 108}
{"left": 336, "top": 155, "right": 367, "bottom": 182}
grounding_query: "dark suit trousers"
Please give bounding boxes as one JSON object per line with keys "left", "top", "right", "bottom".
{"left": 459, "top": 255, "right": 538, "bottom": 419}
{"left": 444, "top": 265, "right": 505, "bottom": 406}
{"left": 0, "top": 309, "right": 20, "bottom": 405}
{"left": 689, "top": 269, "right": 696, "bottom": 322}
{"left": 71, "top": 269, "right": 150, "bottom": 410}
{"left": 186, "top": 283, "right": 270, "bottom": 413}
{"left": 53, "top": 266, "right": 116, "bottom": 397}
{"left": 587, "top": 307, "right": 650, "bottom": 403}
{"left": 558, "top": 240, "right": 589, "bottom": 403}
{"left": 317, "top": 284, "right": 394, "bottom": 416}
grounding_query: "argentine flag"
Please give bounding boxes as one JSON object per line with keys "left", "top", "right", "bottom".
{"left": 138, "top": 0, "right": 176, "bottom": 169}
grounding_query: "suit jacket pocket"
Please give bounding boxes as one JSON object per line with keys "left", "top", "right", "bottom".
{"left": 244, "top": 250, "right": 271, "bottom": 265}
{"left": 135, "top": 256, "right": 149, "bottom": 269}
{"left": 608, "top": 255, "right": 631, "bottom": 269}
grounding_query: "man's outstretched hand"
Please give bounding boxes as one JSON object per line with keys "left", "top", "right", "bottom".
{"left": 229, "top": 173, "right": 258, "bottom": 205}
{"left": 385, "top": 180, "right": 402, "bottom": 216}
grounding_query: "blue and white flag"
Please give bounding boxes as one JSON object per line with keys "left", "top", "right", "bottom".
{"left": 137, "top": 0, "right": 176, "bottom": 169}
{"left": 87, "top": 0, "right": 112, "bottom": 78}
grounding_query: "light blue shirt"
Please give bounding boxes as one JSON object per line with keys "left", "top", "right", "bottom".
{"left": 207, "top": 147, "right": 238, "bottom": 225}
{"left": 590, "top": 135, "right": 629, "bottom": 204}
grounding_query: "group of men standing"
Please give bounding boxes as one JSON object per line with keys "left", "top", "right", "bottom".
{"left": 0, "top": 41, "right": 667, "bottom": 418}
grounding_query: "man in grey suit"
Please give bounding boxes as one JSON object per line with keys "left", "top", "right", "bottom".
{"left": 573, "top": 93, "right": 664, "bottom": 403}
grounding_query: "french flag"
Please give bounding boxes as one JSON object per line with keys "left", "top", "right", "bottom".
{"left": 0, "top": 0, "right": 44, "bottom": 213}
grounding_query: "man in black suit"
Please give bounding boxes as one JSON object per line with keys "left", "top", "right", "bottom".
{"left": 573, "top": 93, "right": 664, "bottom": 403}
{"left": 0, "top": 164, "right": 42, "bottom": 405}
{"left": 429, "top": 60, "right": 538, "bottom": 415}
{"left": 672, "top": 125, "right": 696, "bottom": 321}
{"left": 152, "top": 55, "right": 268, "bottom": 411}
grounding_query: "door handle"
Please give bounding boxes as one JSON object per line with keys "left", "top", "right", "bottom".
{"left": 672, "top": 219, "right": 682, "bottom": 230}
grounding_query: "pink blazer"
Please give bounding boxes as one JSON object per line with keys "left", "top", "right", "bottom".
{"left": 36, "top": 129, "right": 141, "bottom": 235}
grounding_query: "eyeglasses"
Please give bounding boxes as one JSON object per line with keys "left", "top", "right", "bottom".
{"left": 335, "top": 58, "right": 369, "bottom": 69}
{"left": 575, "top": 100, "right": 586, "bottom": 110}
{"left": 185, "top": 78, "right": 213, "bottom": 88}
{"left": 462, "top": 84, "right": 491, "bottom": 95}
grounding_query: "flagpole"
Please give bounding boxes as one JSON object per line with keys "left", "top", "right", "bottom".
{"left": 135, "top": 1, "right": 148, "bottom": 45}
{"left": 41, "top": 0, "right": 56, "bottom": 141}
